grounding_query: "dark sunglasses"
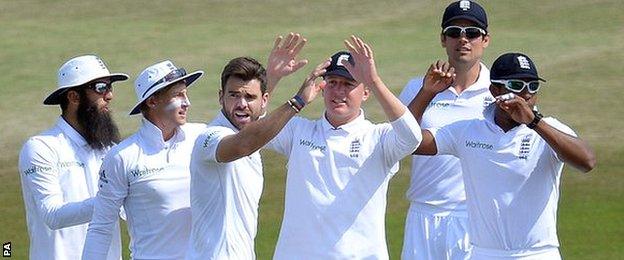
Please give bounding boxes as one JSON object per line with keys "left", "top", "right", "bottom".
{"left": 442, "top": 26, "right": 486, "bottom": 39}
{"left": 142, "top": 68, "right": 187, "bottom": 98}
{"left": 491, "top": 79, "right": 540, "bottom": 94}
{"left": 88, "top": 82, "right": 113, "bottom": 94}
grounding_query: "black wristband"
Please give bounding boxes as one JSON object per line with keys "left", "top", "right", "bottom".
{"left": 527, "top": 110, "right": 543, "bottom": 129}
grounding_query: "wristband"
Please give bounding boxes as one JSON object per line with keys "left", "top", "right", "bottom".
{"left": 287, "top": 100, "right": 300, "bottom": 113}
{"left": 527, "top": 110, "right": 543, "bottom": 129}
{"left": 291, "top": 95, "right": 305, "bottom": 110}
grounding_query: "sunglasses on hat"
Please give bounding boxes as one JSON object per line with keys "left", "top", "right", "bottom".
{"left": 142, "top": 68, "right": 187, "bottom": 98}
{"left": 88, "top": 82, "right": 113, "bottom": 94}
{"left": 491, "top": 79, "right": 540, "bottom": 94}
{"left": 442, "top": 26, "right": 486, "bottom": 39}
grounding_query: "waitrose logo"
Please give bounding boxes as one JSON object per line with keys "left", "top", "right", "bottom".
{"left": 465, "top": 140, "right": 493, "bottom": 150}
{"left": 130, "top": 167, "right": 165, "bottom": 178}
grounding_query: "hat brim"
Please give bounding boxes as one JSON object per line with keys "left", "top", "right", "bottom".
{"left": 129, "top": 70, "right": 204, "bottom": 115}
{"left": 443, "top": 16, "right": 487, "bottom": 31}
{"left": 494, "top": 73, "right": 546, "bottom": 82}
{"left": 323, "top": 69, "right": 354, "bottom": 82}
{"left": 43, "top": 73, "right": 129, "bottom": 105}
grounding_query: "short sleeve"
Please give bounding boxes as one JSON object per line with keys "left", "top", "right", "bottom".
{"left": 429, "top": 121, "right": 466, "bottom": 157}
{"left": 264, "top": 116, "right": 302, "bottom": 156}
{"left": 194, "top": 126, "right": 236, "bottom": 163}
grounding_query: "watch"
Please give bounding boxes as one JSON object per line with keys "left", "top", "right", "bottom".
{"left": 527, "top": 110, "right": 543, "bottom": 129}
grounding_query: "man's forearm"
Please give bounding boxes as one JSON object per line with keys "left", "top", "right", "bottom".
{"left": 533, "top": 120, "right": 596, "bottom": 172}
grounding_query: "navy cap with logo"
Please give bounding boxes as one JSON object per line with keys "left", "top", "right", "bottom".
{"left": 442, "top": 0, "right": 488, "bottom": 31}
{"left": 490, "top": 53, "right": 546, "bottom": 82}
{"left": 324, "top": 51, "right": 355, "bottom": 81}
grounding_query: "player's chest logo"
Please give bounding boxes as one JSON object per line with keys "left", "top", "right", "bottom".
{"left": 518, "top": 134, "right": 532, "bottom": 160}
{"left": 349, "top": 138, "right": 361, "bottom": 158}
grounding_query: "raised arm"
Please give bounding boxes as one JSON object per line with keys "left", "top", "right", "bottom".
{"left": 266, "top": 33, "right": 308, "bottom": 94}
{"left": 341, "top": 35, "right": 405, "bottom": 121}
{"left": 498, "top": 97, "right": 596, "bottom": 172}
{"left": 407, "top": 60, "right": 455, "bottom": 122}
{"left": 215, "top": 59, "right": 329, "bottom": 162}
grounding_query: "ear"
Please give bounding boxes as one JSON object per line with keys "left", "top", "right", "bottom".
{"left": 489, "top": 84, "right": 504, "bottom": 97}
{"left": 66, "top": 89, "right": 81, "bottom": 106}
{"left": 145, "top": 95, "right": 159, "bottom": 109}
{"left": 260, "top": 92, "right": 269, "bottom": 109}
{"left": 440, "top": 34, "right": 446, "bottom": 48}
{"left": 482, "top": 34, "right": 491, "bottom": 48}
{"left": 218, "top": 90, "right": 224, "bottom": 107}
{"left": 361, "top": 86, "right": 370, "bottom": 101}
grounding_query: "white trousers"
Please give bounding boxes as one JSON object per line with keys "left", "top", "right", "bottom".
{"left": 402, "top": 203, "right": 471, "bottom": 260}
{"left": 469, "top": 246, "right": 561, "bottom": 260}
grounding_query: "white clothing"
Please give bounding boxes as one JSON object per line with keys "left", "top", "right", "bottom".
{"left": 18, "top": 116, "right": 121, "bottom": 260}
{"left": 398, "top": 64, "right": 492, "bottom": 260}
{"left": 431, "top": 104, "right": 576, "bottom": 252}
{"left": 187, "top": 111, "right": 263, "bottom": 259}
{"left": 401, "top": 203, "right": 471, "bottom": 260}
{"left": 398, "top": 64, "right": 492, "bottom": 210}
{"left": 267, "top": 110, "right": 422, "bottom": 259}
{"left": 470, "top": 246, "right": 561, "bottom": 260}
{"left": 83, "top": 120, "right": 206, "bottom": 260}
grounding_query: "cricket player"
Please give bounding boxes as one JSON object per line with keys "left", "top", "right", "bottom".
{"left": 188, "top": 33, "right": 329, "bottom": 259}
{"left": 18, "top": 55, "right": 126, "bottom": 260}
{"left": 398, "top": 1, "right": 492, "bottom": 259}
{"left": 265, "top": 36, "right": 422, "bottom": 259}
{"left": 411, "top": 53, "right": 596, "bottom": 259}
{"left": 82, "top": 60, "right": 205, "bottom": 259}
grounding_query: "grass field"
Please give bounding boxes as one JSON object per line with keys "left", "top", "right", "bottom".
{"left": 1, "top": 0, "right": 622, "bottom": 259}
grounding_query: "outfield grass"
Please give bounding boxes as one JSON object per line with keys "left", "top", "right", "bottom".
{"left": 1, "top": 0, "right": 622, "bottom": 259}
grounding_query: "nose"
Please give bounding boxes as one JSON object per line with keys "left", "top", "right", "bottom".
{"left": 235, "top": 96, "right": 248, "bottom": 109}
{"left": 103, "top": 89, "right": 113, "bottom": 102}
{"left": 181, "top": 93, "right": 191, "bottom": 108}
{"left": 519, "top": 89, "right": 533, "bottom": 101}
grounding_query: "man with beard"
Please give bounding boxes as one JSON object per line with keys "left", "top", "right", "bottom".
{"left": 189, "top": 33, "right": 321, "bottom": 259}
{"left": 398, "top": 1, "right": 493, "bottom": 259}
{"left": 83, "top": 34, "right": 306, "bottom": 260}
{"left": 18, "top": 55, "right": 127, "bottom": 260}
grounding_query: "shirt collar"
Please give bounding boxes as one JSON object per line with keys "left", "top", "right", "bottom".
{"left": 446, "top": 62, "right": 491, "bottom": 95}
{"left": 213, "top": 110, "right": 239, "bottom": 132}
{"left": 320, "top": 109, "right": 367, "bottom": 134}
{"left": 139, "top": 118, "right": 186, "bottom": 149}
{"left": 56, "top": 116, "right": 88, "bottom": 148}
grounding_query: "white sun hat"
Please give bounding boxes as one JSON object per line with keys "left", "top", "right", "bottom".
{"left": 44, "top": 55, "right": 129, "bottom": 105}
{"left": 129, "top": 60, "right": 203, "bottom": 115}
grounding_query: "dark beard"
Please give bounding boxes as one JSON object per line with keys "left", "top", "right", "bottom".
{"left": 76, "top": 94, "right": 121, "bottom": 150}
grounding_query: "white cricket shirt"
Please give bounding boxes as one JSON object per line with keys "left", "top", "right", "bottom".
{"left": 431, "top": 104, "right": 577, "bottom": 251}
{"left": 398, "top": 63, "right": 493, "bottom": 211}
{"left": 187, "top": 111, "right": 264, "bottom": 259}
{"left": 83, "top": 120, "right": 206, "bottom": 260}
{"left": 18, "top": 116, "right": 121, "bottom": 260}
{"left": 267, "top": 110, "right": 422, "bottom": 259}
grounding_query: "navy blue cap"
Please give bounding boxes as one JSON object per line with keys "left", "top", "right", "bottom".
{"left": 442, "top": 1, "right": 488, "bottom": 31}
{"left": 324, "top": 51, "right": 354, "bottom": 81}
{"left": 490, "top": 53, "right": 546, "bottom": 82}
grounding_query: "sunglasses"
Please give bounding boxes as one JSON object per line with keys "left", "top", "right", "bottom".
{"left": 89, "top": 82, "right": 113, "bottom": 94}
{"left": 442, "top": 26, "right": 486, "bottom": 39}
{"left": 491, "top": 79, "right": 540, "bottom": 94}
{"left": 142, "top": 68, "right": 187, "bottom": 98}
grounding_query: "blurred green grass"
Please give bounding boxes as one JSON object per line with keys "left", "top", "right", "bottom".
{"left": 1, "top": 0, "right": 622, "bottom": 259}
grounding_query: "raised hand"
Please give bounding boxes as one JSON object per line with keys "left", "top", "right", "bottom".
{"left": 423, "top": 60, "right": 455, "bottom": 94}
{"left": 297, "top": 59, "right": 330, "bottom": 105}
{"left": 267, "top": 33, "right": 309, "bottom": 92}
{"left": 341, "top": 35, "right": 380, "bottom": 88}
{"left": 496, "top": 95, "right": 535, "bottom": 124}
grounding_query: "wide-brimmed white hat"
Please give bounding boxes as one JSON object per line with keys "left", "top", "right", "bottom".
{"left": 44, "top": 55, "right": 129, "bottom": 105}
{"left": 130, "top": 60, "right": 203, "bottom": 115}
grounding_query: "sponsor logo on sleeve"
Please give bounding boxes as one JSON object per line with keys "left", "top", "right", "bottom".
{"left": 202, "top": 131, "right": 219, "bottom": 148}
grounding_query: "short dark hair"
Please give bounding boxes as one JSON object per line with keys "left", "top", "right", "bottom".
{"left": 220, "top": 57, "right": 267, "bottom": 94}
